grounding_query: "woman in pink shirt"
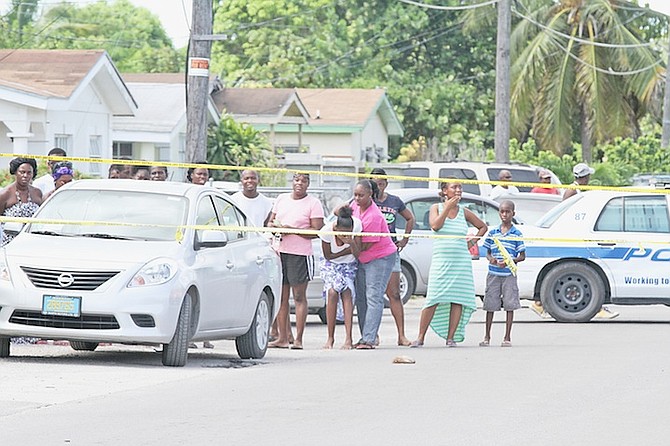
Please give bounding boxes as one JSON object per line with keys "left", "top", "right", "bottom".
{"left": 350, "top": 180, "right": 397, "bottom": 349}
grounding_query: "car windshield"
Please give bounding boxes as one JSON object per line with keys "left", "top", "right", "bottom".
{"left": 28, "top": 189, "right": 188, "bottom": 241}
{"left": 536, "top": 195, "right": 582, "bottom": 228}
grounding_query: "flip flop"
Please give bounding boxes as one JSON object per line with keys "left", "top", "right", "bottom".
{"left": 446, "top": 340, "right": 457, "bottom": 348}
{"left": 268, "top": 342, "right": 289, "bottom": 349}
{"left": 290, "top": 344, "right": 303, "bottom": 350}
{"left": 479, "top": 340, "right": 490, "bottom": 347}
{"left": 409, "top": 340, "right": 424, "bottom": 348}
{"left": 355, "top": 343, "right": 375, "bottom": 350}
{"left": 501, "top": 340, "right": 512, "bottom": 347}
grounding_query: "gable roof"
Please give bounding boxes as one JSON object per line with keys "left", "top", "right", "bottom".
{"left": 211, "top": 88, "right": 309, "bottom": 125}
{"left": 113, "top": 83, "right": 188, "bottom": 133}
{"left": 0, "top": 49, "right": 136, "bottom": 114}
{"left": 296, "top": 88, "right": 403, "bottom": 136}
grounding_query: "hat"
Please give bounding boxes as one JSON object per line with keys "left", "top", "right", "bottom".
{"left": 573, "top": 163, "right": 595, "bottom": 178}
{"left": 538, "top": 169, "right": 552, "bottom": 179}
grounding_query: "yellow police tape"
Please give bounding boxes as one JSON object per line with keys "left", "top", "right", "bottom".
{"left": 2, "top": 215, "right": 668, "bottom": 247}
{"left": 2, "top": 152, "right": 669, "bottom": 195}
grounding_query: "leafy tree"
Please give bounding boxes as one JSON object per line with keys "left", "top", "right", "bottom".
{"left": 211, "top": 0, "right": 498, "bottom": 160}
{"left": 508, "top": 0, "right": 666, "bottom": 162}
{"left": 33, "top": 0, "right": 180, "bottom": 73}
{"left": 207, "top": 115, "right": 281, "bottom": 184}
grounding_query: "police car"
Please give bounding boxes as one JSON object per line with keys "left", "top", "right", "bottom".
{"left": 472, "top": 189, "right": 670, "bottom": 322}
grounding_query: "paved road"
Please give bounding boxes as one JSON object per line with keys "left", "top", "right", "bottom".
{"left": 1, "top": 299, "right": 669, "bottom": 445}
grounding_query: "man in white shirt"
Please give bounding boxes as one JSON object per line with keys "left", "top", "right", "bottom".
{"left": 32, "top": 148, "right": 67, "bottom": 196}
{"left": 489, "top": 169, "right": 520, "bottom": 200}
{"left": 231, "top": 169, "right": 273, "bottom": 228}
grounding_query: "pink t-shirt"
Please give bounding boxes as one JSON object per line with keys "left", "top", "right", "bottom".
{"left": 350, "top": 200, "right": 397, "bottom": 264}
{"left": 272, "top": 193, "right": 324, "bottom": 256}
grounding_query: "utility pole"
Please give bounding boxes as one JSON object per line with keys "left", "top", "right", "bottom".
{"left": 185, "top": 0, "right": 213, "bottom": 163}
{"left": 662, "top": 26, "right": 670, "bottom": 149}
{"left": 494, "top": 0, "right": 511, "bottom": 162}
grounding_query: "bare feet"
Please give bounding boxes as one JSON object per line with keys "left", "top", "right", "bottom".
{"left": 340, "top": 342, "right": 352, "bottom": 350}
{"left": 290, "top": 340, "right": 303, "bottom": 350}
{"left": 268, "top": 340, "right": 290, "bottom": 349}
{"left": 409, "top": 340, "right": 424, "bottom": 348}
{"left": 323, "top": 338, "right": 334, "bottom": 350}
{"left": 397, "top": 337, "right": 412, "bottom": 347}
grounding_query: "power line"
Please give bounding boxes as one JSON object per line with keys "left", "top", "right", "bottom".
{"left": 397, "top": 0, "right": 499, "bottom": 11}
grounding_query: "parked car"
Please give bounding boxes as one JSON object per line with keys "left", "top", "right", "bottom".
{"left": 306, "top": 188, "right": 521, "bottom": 317}
{"left": 400, "top": 161, "right": 562, "bottom": 196}
{"left": 471, "top": 190, "right": 670, "bottom": 322}
{"left": 0, "top": 180, "right": 282, "bottom": 366}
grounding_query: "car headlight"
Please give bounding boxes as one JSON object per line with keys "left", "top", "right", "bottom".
{"left": 128, "top": 259, "right": 177, "bottom": 287}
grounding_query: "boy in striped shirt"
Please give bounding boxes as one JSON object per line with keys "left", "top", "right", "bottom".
{"left": 480, "top": 200, "right": 526, "bottom": 347}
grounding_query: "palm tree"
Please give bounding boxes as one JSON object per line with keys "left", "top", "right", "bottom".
{"left": 509, "top": 0, "right": 665, "bottom": 162}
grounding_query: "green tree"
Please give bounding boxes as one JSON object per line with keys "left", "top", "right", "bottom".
{"left": 34, "top": 0, "right": 180, "bottom": 73}
{"left": 509, "top": 0, "right": 665, "bottom": 162}
{"left": 207, "top": 115, "right": 281, "bottom": 184}
{"left": 0, "top": 0, "right": 39, "bottom": 47}
{"left": 211, "top": 0, "right": 498, "bottom": 161}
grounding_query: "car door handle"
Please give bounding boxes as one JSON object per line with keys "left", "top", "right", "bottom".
{"left": 597, "top": 242, "right": 616, "bottom": 246}
{"left": 256, "top": 256, "right": 264, "bottom": 265}
{"left": 226, "top": 261, "right": 234, "bottom": 269}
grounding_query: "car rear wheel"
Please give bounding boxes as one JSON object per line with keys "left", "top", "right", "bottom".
{"left": 236, "top": 292, "right": 270, "bottom": 359}
{"left": 0, "top": 337, "right": 9, "bottom": 358}
{"left": 540, "top": 262, "right": 605, "bottom": 322}
{"left": 162, "top": 293, "right": 192, "bottom": 367}
{"left": 70, "top": 341, "right": 99, "bottom": 351}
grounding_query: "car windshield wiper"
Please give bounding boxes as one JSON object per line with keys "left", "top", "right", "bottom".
{"left": 31, "top": 230, "right": 70, "bottom": 237}
{"left": 80, "top": 233, "right": 132, "bottom": 240}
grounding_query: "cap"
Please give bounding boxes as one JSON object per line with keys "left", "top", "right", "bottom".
{"left": 538, "top": 169, "right": 552, "bottom": 179}
{"left": 573, "top": 163, "right": 595, "bottom": 178}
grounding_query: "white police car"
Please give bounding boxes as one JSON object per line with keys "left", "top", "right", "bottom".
{"left": 472, "top": 190, "right": 670, "bottom": 322}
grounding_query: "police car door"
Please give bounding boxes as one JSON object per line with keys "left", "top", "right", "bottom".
{"left": 592, "top": 194, "right": 670, "bottom": 300}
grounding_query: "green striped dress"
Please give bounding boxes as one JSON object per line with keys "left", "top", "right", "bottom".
{"left": 425, "top": 204, "right": 476, "bottom": 342}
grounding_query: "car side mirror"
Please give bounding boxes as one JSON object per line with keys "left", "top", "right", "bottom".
{"left": 195, "top": 229, "right": 229, "bottom": 249}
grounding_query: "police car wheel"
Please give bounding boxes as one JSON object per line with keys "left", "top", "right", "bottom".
{"left": 540, "top": 262, "right": 605, "bottom": 322}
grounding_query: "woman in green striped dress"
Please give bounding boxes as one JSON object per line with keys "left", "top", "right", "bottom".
{"left": 410, "top": 180, "right": 487, "bottom": 347}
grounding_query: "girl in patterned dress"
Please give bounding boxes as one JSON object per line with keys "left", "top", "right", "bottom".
{"left": 410, "top": 180, "right": 487, "bottom": 347}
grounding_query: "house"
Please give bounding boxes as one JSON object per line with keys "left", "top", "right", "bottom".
{"left": 0, "top": 49, "right": 136, "bottom": 176}
{"left": 113, "top": 73, "right": 220, "bottom": 179}
{"left": 211, "top": 87, "right": 403, "bottom": 166}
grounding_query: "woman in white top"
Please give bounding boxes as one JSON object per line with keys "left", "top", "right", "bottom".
{"left": 319, "top": 205, "right": 362, "bottom": 349}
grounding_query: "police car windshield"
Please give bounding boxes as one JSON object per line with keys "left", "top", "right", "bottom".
{"left": 536, "top": 194, "right": 584, "bottom": 228}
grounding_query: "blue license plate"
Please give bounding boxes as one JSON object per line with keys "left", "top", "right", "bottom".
{"left": 42, "top": 295, "right": 81, "bottom": 317}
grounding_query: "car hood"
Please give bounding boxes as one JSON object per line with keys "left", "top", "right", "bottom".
{"left": 4, "top": 233, "right": 183, "bottom": 269}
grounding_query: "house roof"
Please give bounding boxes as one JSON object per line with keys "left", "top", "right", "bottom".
{"left": 0, "top": 49, "right": 136, "bottom": 114}
{"left": 113, "top": 83, "right": 187, "bottom": 133}
{"left": 296, "top": 88, "right": 403, "bottom": 136}
{"left": 211, "top": 88, "right": 309, "bottom": 125}
{"left": 121, "top": 73, "right": 187, "bottom": 84}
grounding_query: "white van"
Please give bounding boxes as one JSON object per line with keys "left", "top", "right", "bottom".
{"left": 400, "top": 161, "right": 562, "bottom": 196}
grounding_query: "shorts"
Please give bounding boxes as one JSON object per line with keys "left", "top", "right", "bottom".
{"left": 392, "top": 250, "right": 401, "bottom": 273}
{"left": 483, "top": 274, "right": 520, "bottom": 311}
{"left": 280, "top": 253, "right": 314, "bottom": 285}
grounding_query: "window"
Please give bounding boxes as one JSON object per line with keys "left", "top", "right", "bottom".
{"left": 486, "top": 168, "right": 539, "bottom": 193}
{"left": 54, "top": 135, "right": 72, "bottom": 151}
{"left": 439, "top": 168, "right": 479, "bottom": 195}
{"left": 399, "top": 198, "right": 439, "bottom": 231}
{"left": 595, "top": 196, "right": 670, "bottom": 233}
{"left": 113, "top": 142, "right": 133, "bottom": 159}
{"left": 89, "top": 136, "right": 102, "bottom": 176}
{"left": 156, "top": 145, "right": 171, "bottom": 162}
{"left": 402, "top": 168, "right": 429, "bottom": 189}
{"left": 214, "top": 196, "right": 244, "bottom": 241}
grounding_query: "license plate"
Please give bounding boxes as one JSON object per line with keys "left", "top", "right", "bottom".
{"left": 42, "top": 295, "right": 81, "bottom": 318}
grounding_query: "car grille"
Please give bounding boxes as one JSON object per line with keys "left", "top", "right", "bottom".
{"left": 20, "top": 267, "right": 120, "bottom": 291}
{"left": 9, "top": 310, "right": 120, "bottom": 330}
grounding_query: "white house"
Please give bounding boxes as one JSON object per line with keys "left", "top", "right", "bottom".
{"left": 113, "top": 73, "right": 219, "bottom": 179}
{"left": 0, "top": 49, "right": 136, "bottom": 176}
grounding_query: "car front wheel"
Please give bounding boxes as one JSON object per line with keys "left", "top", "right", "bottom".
{"left": 236, "top": 292, "right": 271, "bottom": 359}
{"left": 162, "top": 292, "right": 192, "bottom": 367}
{"left": 540, "top": 262, "right": 605, "bottom": 322}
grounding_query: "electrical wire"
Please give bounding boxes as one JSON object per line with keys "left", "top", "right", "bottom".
{"left": 397, "top": 0, "right": 499, "bottom": 11}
